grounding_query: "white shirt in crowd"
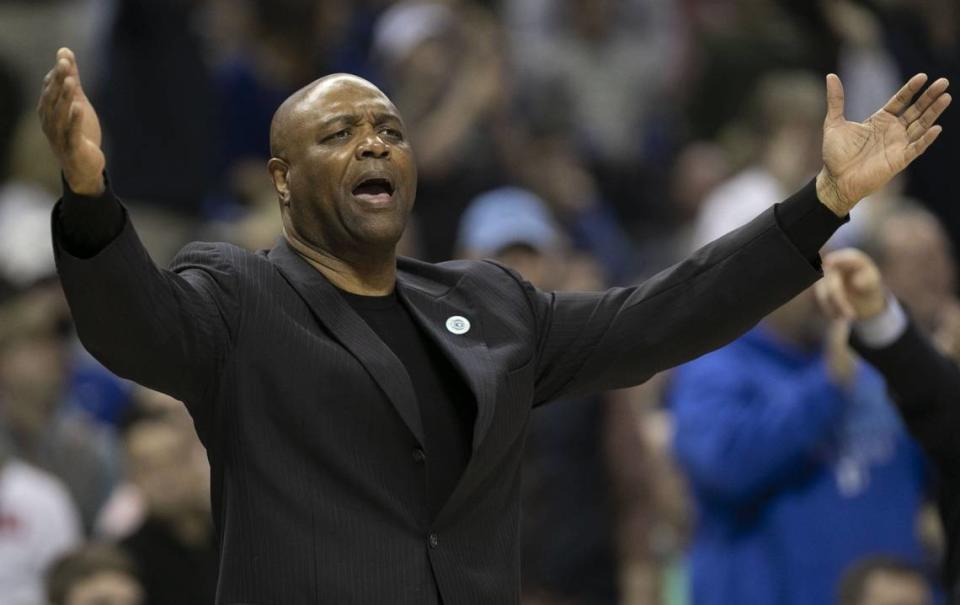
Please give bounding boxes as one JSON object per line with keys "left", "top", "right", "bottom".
{"left": 0, "top": 459, "right": 81, "bottom": 605}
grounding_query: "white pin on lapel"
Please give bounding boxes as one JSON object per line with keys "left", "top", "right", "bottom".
{"left": 446, "top": 315, "right": 471, "bottom": 335}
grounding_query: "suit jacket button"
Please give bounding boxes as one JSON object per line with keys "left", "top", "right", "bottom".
{"left": 428, "top": 533, "right": 439, "bottom": 548}
{"left": 412, "top": 448, "right": 426, "bottom": 463}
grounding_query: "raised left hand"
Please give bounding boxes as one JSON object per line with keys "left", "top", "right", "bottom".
{"left": 817, "top": 73, "right": 951, "bottom": 216}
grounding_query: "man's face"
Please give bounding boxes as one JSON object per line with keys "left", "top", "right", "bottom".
{"left": 879, "top": 214, "right": 956, "bottom": 332}
{"left": 857, "top": 571, "right": 930, "bottom": 605}
{"left": 273, "top": 76, "right": 417, "bottom": 255}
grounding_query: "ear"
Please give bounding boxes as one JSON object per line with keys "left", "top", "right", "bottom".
{"left": 267, "top": 158, "right": 291, "bottom": 206}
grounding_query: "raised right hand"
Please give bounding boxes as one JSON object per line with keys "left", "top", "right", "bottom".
{"left": 37, "top": 47, "right": 105, "bottom": 195}
{"left": 816, "top": 248, "right": 887, "bottom": 321}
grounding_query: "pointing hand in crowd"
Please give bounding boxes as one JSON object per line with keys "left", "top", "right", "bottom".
{"left": 816, "top": 249, "right": 887, "bottom": 321}
{"left": 37, "top": 47, "right": 104, "bottom": 196}
{"left": 816, "top": 73, "right": 951, "bottom": 216}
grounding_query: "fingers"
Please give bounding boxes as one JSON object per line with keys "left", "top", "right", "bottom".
{"left": 900, "top": 77, "right": 949, "bottom": 123}
{"left": 904, "top": 124, "right": 943, "bottom": 165}
{"left": 829, "top": 269, "right": 857, "bottom": 319}
{"left": 64, "top": 101, "right": 84, "bottom": 151}
{"left": 820, "top": 248, "right": 880, "bottom": 319}
{"left": 906, "top": 92, "right": 952, "bottom": 141}
{"left": 823, "top": 248, "right": 873, "bottom": 273}
{"left": 815, "top": 272, "right": 854, "bottom": 320}
{"left": 37, "top": 48, "right": 82, "bottom": 151}
{"left": 51, "top": 76, "right": 78, "bottom": 148}
{"left": 882, "top": 73, "right": 928, "bottom": 116}
{"left": 815, "top": 278, "right": 845, "bottom": 320}
{"left": 825, "top": 73, "right": 846, "bottom": 125}
{"left": 56, "top": 47, "right": 81, "bottom": 84}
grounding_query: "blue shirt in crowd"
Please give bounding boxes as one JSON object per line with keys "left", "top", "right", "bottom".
{"left": 670, "top": 326, "right": 929, "bottom": 605}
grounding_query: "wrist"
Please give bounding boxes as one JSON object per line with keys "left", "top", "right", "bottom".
{"left": 815, "top": 168, "right": 852, "bottom": 217}
{"left": 64, "top": 171, "right": 105, "bottom": 197}
{"left": 853, "top": 294, "right": 907, "bottom": 348}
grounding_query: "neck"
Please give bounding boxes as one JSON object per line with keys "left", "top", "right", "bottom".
{"left": 284, "top": 229, "right": 397, "bottom": 296}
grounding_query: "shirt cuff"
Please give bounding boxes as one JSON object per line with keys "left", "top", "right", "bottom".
{"left": 774, "top": 177, "right": 849, "bottom": 266}
{"left": 852, "top": 295, "right": 907, "bottom": 349}
{"left": 57, "top": 173, "right": 125, "bottom": 259}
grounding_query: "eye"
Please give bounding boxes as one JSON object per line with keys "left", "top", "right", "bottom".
{"left": 381, "top": 128, "right": 404, "bottom": 141}
{"left": 322, "top": 129, "right": 351, "bottom": 143}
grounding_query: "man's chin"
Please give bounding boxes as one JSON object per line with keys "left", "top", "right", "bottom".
{"left": 347, "top": 216, "right": 408, "bottom": 250}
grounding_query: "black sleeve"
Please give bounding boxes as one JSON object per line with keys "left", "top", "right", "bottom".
{"left": 57, "top": 174, "right": 125, "bottom": 259}
{"left": 51, "top": 194, "right": 240, "bottom": 436}
{"left": 774, "top": 177, "right": 849, "bottom": 268}
{"left": 498, "top": 181, "right": 830, "bottom": 405}
{"left": 853, "top": 321, "right": 960, "bottom": 472}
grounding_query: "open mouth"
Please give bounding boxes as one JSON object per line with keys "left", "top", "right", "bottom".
{"left": 352, "top": 177, "right": 395, "bottom": 201}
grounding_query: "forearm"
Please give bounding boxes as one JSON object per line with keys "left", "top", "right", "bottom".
{"left": 853, "top": 317, "right": 960, "bottom": 468}
{"left": 52, "top": 197, "right": 234, "bottom": 408}
{"left": 536, "top": 181, "right": 843, "bottom": 401}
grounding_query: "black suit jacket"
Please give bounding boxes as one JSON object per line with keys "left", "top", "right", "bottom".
{"left": 52, "top": 184, "right": 826, "bottom": 604}
{"left": 854, "top": 322, "right": 960, "bottom": 601}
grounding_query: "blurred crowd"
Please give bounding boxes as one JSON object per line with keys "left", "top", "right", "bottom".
{"left": 0, "top": 0, "right": 958, "bottom": 604}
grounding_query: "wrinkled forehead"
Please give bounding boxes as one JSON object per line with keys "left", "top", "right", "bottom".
{"left": 295, "top": 76, "right": 401, "bottom": 123}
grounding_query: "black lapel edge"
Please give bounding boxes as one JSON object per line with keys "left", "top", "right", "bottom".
{"left": 267, "top": 241, "right": 425, "bottom": 446}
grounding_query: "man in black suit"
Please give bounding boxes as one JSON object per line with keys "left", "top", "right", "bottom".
{"left": 38, "top": 44, "right": 950, "bottom": 604}
{"left": 819, "top": 249, "right": 960, "bottom": 602}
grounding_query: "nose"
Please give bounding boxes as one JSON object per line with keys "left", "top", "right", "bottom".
{"left": 356, "top": 131, "right": 390, "bottom": 160}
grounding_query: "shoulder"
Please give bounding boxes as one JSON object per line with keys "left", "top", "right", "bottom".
{"left": 399, "top": 256, "right": 532, "bottom": 293}
{"left": 170, "top": 240, "right": 254, "bottom": 273}
{"left": 398, "top": 256, "right": 539, "bottom": 322}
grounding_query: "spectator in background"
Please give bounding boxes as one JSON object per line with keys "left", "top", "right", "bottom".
{"left": 858, "top": 203, "right": 959, "bottom": 346}
{"left": 507, "top": 90, "right": 639, "bottom": 283}
{"left": 0, "top": 292, "right": 118, "bottom": 534}
{"left": 0, "top": 441, "right": 80, "bottom": 605}
{"left": 508, "top": 0, "right": 683, "bottom": 229}
{"left": 683, "top": 0, "right": 837, "bottom": 141}
{"left": 47, "top": 544, "right": 144, "bottom": 605}
{"left": 456, "top": 188, "right": 658, "bottom": 605}
{"left": 94, "top": 0, "right": 217, "bottom": 224}
{"left": 690, "top": 70, "right": 824, "bottom": 249}
{"left": 871, "top": 0, "right": 960, "bottom": 250}
{"left": 838, "top": 557, "right": 931, "bottom": 605}
{"left": 374, "top": 0, "right": 511, "bottom": 261}
{"left": 670, "top": 286, "right": 929, "bottom": 605}
{"left": 818, "top": 248, "right": 960, "bottom": 600}
{"left": 120, "top": 414, "right": 215, "bottom": 605}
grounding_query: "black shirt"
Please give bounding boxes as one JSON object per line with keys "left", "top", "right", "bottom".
{"left": 338, "top": 289, "right": 475, "bottom": 517}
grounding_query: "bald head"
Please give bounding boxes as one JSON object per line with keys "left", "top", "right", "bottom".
{"left": 264, "top": 70, "right": 417, "bottom": 260}
{"left": 269, "top": 74, "right": 394, "bottom": 159}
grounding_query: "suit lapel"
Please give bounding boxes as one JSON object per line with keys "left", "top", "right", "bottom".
{"left": 395, "top": 267, "right": 498, "bottom": 451}
{"left": 267, "top": 241, "right": 425, "bottom": 447}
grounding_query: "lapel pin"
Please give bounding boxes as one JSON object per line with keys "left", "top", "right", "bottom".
{"left": 446, "top": 315, "right": 471, "bottom": 335}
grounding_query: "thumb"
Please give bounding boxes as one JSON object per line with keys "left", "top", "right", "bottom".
{"left": 850, "top": 265, "right": 879, "bottom": 293}
{"left": 65, "top": 101, "right": 83, "bottom": 151}
{"left": 825, "top": 73, "right": 846, "bottom": 125}
{"left": 823, "top": 248, "right": 871, "bottom": 276}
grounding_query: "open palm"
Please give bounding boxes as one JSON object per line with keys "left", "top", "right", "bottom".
{"left": 38, "top": 48, "right": 105, "bottom": 195}
{"left": 820, "top": 73, "right": 950, "bottom": 214}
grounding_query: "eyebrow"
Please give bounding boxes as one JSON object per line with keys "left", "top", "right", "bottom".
{"left": 316, "top": 112, "right": 403, "bottom": 131}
